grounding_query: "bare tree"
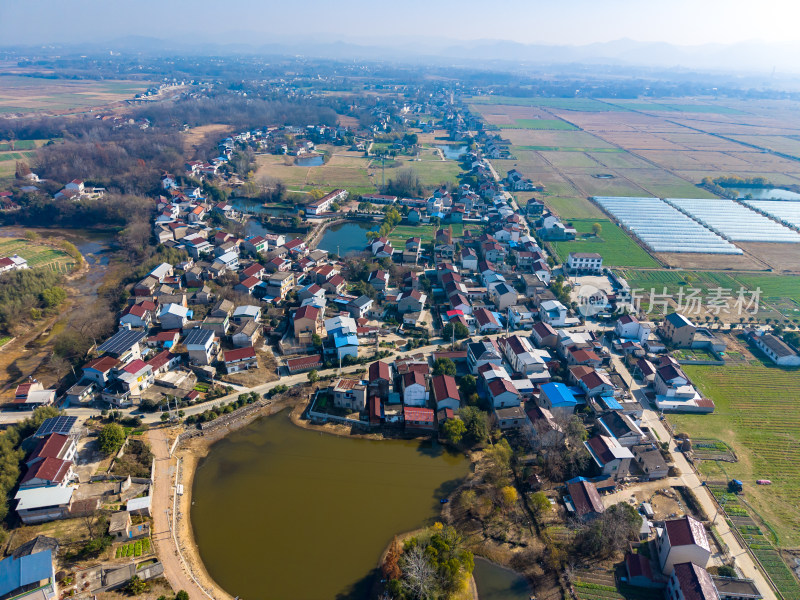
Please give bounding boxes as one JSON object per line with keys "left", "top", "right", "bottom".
{"left": 400, "top": 544, "right": 437, "bottom": 599}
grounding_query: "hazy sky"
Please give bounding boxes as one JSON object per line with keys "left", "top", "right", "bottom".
{"left": 2, "top": 0, "right": 800, "bottom": 47}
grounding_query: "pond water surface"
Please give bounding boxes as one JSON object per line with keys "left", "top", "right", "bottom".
{"left": 316, "top": 221, "right": 378, "bottom": 256}
{"left": 473, "top": 557, "right": 534, "bottom": 600}
{"left": 191, "top": 413, "right": 469, "bottom": 599}
{"left": 436, "top": 144, "right": 468, "bottom": 160}
{"left": 295, "top": 154, "right": 324, "bottom": 166}
{"left": 727, "top": 187, "right": 800, "bottom": 201}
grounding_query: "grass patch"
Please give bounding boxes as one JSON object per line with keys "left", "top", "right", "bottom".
{"left": 388, "top": 224, "right": 438, "bottom": 245}
{"left": 669, "top": 363, "right": 800, "bottom": 547}
{"left": 550, "top": 219, "right": 659, "bottom": 268}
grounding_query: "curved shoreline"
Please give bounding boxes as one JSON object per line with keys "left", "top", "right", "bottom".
{"left": 169, "top": 395, "right": 481, "bottom": 600}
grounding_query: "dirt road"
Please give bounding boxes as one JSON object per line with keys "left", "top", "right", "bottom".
{"left": 148, "top": 428, "right": 219, "bottom": 599}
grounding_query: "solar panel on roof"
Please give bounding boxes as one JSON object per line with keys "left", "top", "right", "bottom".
{"left": 96, "top": 328, "right": 147, "bottom": 355}
{"left": 33, "top": 415, "right": 78, "bottom": 438}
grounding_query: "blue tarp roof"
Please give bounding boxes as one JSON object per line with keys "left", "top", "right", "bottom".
{"left": 540, "top": 382, "right": 577, "bottom": 407}
{"left": 334, "top": 334, "right": 359, "bottom": 348}
{"left": 0, "top": 550, "right": 52, "bottom": 596}
{"left": 600, "top": 396, "right": 623, "bottom": 410}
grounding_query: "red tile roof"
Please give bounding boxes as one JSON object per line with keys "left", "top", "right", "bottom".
{"left": 567, "top": 479, "right": 605, "bottom": 517}
{"left": 21, "top": 457, "right": 72, "bottom": 485}
{"left": 147, "top": 350, "right": 174, "bottom": 371}
{"left": 665, "top": 516, "right": 710, "bottom": 551}
{"left": 432, "top": 374, "right": 460, "bottom": 402}
{"left": 286, "top": 354, "right": 322, "bottom": 372}
{"left": 368, "top": 360, "right": 391, "bottom": 382}
{"left": 84, "top": 356, "right": 120, "bottom": 373}
{"left": 403, "top": 406, "right": 434, "bottom": 422}
{"left": 488, "top": 377, "right": 519, "bottom": 398}
{"left": 224, "top": 347, "right": 257, "bottom": 362}
{"left": 295, "top": 305, "right": 320, "bottom": 321}
{"left": 29, "top": 434, "right": 70, "bottom": 462}
{"left": 122, "top": 359, "right": 148, "bottom": 374}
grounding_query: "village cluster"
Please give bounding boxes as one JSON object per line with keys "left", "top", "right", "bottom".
{"left": 3, "top": 101, "right": 799, "bottom": 600}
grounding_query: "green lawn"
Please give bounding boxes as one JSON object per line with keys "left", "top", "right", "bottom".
{"left": 670, "top": 364, "right": 800, "bottom": 547}
{"left": 550, "top": 219, "right": 659, "bottom": 268}
{"left": 499, "top": 119, "right": 577, "bottom": 130}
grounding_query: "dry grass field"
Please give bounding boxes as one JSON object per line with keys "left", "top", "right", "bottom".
{"left": 0, "top": 75, "right": 151, "bottom": 114}
{"left": 255, "top": 150, "right": 376, "bottom": 195}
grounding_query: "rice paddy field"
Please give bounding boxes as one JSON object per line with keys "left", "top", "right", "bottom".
{"left": 472, "top": 96, "right": 800, "bottom": 269}
{"left": 0, "top": 237, "right": 75, "bottom": 273}
{"left": 669, "top": 363, "right": 800, "bottom": 550}
{"left": 550, "top": 218, "right": 659, "bottom": 268}
{"left": 0, "top": 76, "right": 151, "bottom": 114}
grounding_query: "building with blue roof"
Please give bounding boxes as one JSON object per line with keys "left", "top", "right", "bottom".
{"left": 0, "top": 549, "right": 55, "bottom": 599}
{"left": 538, "top": 382, "right": 578, "bottom": 417}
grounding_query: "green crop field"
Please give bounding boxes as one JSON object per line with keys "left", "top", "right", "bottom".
{"left": 613, "top": 269, "right": 800, "bottom": 318}
{"left": 550, "top": 219, "right": 659, "bottom": 267}
{"left": 543, "top": 196, "right": 605, "bottom": 219}
{"left": 388, "top": 224, "right": 437, "bottom": 245}
{"left": 0, "top": 238, "right": 75, "bottom": 272}
{"left": 515, "top": 145, "right": 623, "bottom": 152}
{"left": 499, "top": 119, "right": 577, "bottom": 130}
{"left": 670, "top": 364, "right": 800, "bottom": 547}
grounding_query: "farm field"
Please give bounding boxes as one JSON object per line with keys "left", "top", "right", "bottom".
{"left": 255, "top": 152, "right": 376, "bottom": 196}
{"left": 0, "top": 237, "right": 75, "bottom": 273}
{"left": 378, "top": 159, "right": 464, "bottom": 188}
{"left": 0, "top": 76, "right": 151, "bottom": 114}
{"left": 611, "top": 268, "right": 800, "bottom": 320}
{"left": 542, "top": 196, "right": 605, "bottom": 219}
{"left": 467, "top": 96, "right": 627, "bottom": 111}
{"left": 550, "top": 219, "right": 659, "bottom": 268}
{"left": 498, "top": 118, "right": 577, "bottom": 130}
{"left": 669, "top": 363, "right": 800, "bottom": 548}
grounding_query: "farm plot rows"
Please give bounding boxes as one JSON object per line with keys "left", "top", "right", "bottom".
{"left": 0, "top": 238, "right": 75, "bottom": 272}
{"left": 707, "top": 486, "right": 800, "bottom": 600}
{"left": 671, "top": 364, "right": 800, "bottom": 548}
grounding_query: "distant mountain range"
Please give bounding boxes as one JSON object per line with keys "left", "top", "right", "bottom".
{"left": 7, "top": 35, "right": 800, "bottom": 75}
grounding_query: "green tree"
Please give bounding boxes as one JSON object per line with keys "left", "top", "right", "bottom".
{"left": 311, "top": 333, "right": 322, "bottom": 348}
{"left": 432, "top": 357, "right": 456, "bottom": 377}
{"left": 98, "top": 423, "right": 125, "bottom": 455}
{"left": 442, "top": 321, "right": 469, "bottom": 340}
{"left": 442, "top": 419, "right": 466, "bottom": 445}
{"left": 459, "top": 406, "right": 489, "bottom": 446}
{"left": 458, "top": 375, "right": 477, "bottom": 400}
{"left": 160, "top": 413, "right": 169, "bottom": 422}
{"left": 529, "top": 491, "right": 551, "bottom": 517}
{"left": 591, "top": 222, "right": 602, "bottom": 236}
{"left": 307, "top": 369, "right": 319, "bottom": 384}
{"left": 176, "top": 592, "right": 190, "bottom": 600}
{"left": 125, "top": 575, "right": 149, "bottom": 595}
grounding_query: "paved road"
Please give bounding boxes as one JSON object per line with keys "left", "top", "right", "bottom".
{"left": 609, "top": 357, "right": 778, "bottom": 600}
{"left": 148, "top": 427, "right": 215, "bottom": 599}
